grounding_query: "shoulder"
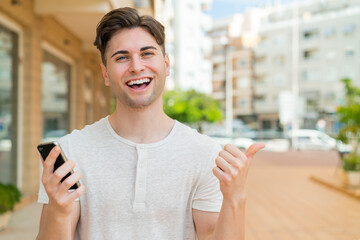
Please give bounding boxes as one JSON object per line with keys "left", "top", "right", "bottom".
{"left": 58, "top": 117, "right": 110, "bottom": 149}
{"left": 173, "top": 121, "right": 222, "bottom": 155}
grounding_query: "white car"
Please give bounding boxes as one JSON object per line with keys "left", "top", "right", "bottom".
{"left": 288, "top": 129, "right": 352, "bottom": 153}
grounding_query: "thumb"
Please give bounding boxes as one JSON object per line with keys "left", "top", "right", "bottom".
{"left": 245, "top": 143, "right": 265, "bottom": 159}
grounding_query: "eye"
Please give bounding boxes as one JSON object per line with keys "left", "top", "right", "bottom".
{"left": 142, "top": 51, "right": 154, "bottom": 57}
{"left": 115, "top": 55, "right": 128, "bottom": 61}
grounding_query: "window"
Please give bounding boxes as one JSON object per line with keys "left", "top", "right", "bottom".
{"left": 273, "top": 55, "right": 284, "bottom": 66}
{"left": 42, "top": 50, "right": 71, "bottom": 140}
{"left": 325, "top": 69, "right": 337, "bottom": 82}
{"left": 302, "top": 70, "right": 320, "bottom": 82}
{"left": 262, "top": 120, "right": 272, "bottom": 130}
{"left": 345, "top": 48, "right": 355, "bottom": 58}
{"left": 237, "top": 98, "right": 248, "bottom": 107}
{"left": 255, "top": 56, "right": 267, "bottom": 65}
{"left": 255, "top": 75, "right": 265, "bottom": 84}
{"left": 237, "top": 78, "right": 250, "bottom": 88}
{"left": 0, "top": 24, "right": 18, "bottom": 184}
{"left": 324, "top": 50, "right": 336, "bottom": 60}
{"left": 323, "top": 27, "right": 336, "bottom": 38}
{"left": 273, "top": 35, "right": 285, "bottom": 47}
{"left": 303, "top": 49, "right": 319, "bottom": 60}
{"left": 303, "top": 29, "right": 319, "bottom": 40}
{"left": 342, "top": 66, "right": 356, "bottom": 79}
{"left": 134, "top": 0, "right": 150, "bottom": 8}
{"left": 237, "top": 59, "right": 248, "bottom": 68}
{"left": 274, "top": 74, "right": 286, "bottom": 86}
{"left": 255, "top": 94, "right": 266, "bottom": 102}
{"left": 342, "top": 24, "right": 355, "bottom": 35}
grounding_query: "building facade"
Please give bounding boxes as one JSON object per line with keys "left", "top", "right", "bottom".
{"left": 253, "top": 0, "right": 360, "bottom": 132}
{"left": 211, "top": 0, "right": 360, "bottom": 134}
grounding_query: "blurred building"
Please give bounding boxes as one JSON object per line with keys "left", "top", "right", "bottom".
{"left": 253, "top": 0, "right": 360, "bottom": 132}
{"left": 209, "top": 11, "right": 261, "bottom": 132}
{"left": 171, "top": 0, "right": 213, "bottom": 93}
{"left": 210, "top": 0, "right": 360, "bottom": 133}
{"left": 0, "top": 0, "right": 154, "bottom": 200}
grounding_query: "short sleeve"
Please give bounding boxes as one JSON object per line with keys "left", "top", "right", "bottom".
{"left": 192, "top": 145, "right": 223, "bottom": 212}
{"left": 37, "top": 159, "right": 50, "bottom": 204}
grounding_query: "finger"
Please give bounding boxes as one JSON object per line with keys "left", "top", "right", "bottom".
{"left": 56, "top": 184, "right": 86, "bottom": 207}
{"left": 223, "top": 144, "right": 247, "bottom": 161}
{"left": 245, "top": 143, "right": 266, "bottom": 159}
{"left": 219, "top": 149, "right": 246, "bottom": 167}
{"left": 212, "top": 166, "right": 230, "bottom": 183}
{"left": 48, "top": 160, "right": 76, "bottom": 187}
{"left": 42, "top": 146, "right": 61, "bottom": 179}
{"left": 57, "top": 171, "right": 82, "bottom": 196}
{"left": 62, "top": 184, "right": 86, "bottom": 205}
{"left": 215, "top": 156, "right": 232, "bottom": 173}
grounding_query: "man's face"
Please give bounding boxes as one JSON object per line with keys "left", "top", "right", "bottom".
{"left": 101, "top": 27, "right": 170, "bottom": 109}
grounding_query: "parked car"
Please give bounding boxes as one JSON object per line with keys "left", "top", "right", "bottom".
{"left": 288, "top": 129, "right": 352, "bottom": 154}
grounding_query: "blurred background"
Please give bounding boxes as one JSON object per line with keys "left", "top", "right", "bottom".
{"left": 0, "top": 0, "right": 360, "bottom": 239}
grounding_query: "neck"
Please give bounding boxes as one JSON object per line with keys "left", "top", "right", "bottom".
{"left": 109, "top": 98, "right": 174, "bottom": 144}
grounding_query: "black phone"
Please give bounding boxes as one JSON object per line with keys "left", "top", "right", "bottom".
{"left": 37, "top": 141, "right": 79, "bottom": 190}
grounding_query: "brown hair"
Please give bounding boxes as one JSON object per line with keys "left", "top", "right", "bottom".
{"left": 94, "top": 7, "right": 166, "bottom": 65}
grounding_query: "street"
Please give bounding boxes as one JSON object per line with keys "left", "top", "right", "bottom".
{"left": 246, "top": 150, "right": 360, "bottom": 240}
{"left": 0, "top": 150, "right": 359, "bottom": 240}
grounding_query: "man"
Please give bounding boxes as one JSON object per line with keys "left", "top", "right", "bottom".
{"left": 37, "top": 7, "right": 264, "bottom": 240}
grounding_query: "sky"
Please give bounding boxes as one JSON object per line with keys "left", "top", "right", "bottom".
{"left": 207, "top": 0, "right": 308, "bottom": 19}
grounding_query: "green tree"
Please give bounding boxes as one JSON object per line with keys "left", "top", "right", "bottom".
{"left": 337, "top": 78, "right": 360, "bottom": 171}
{"left": 163, "top": 89, "right": 223, "bottom": 132}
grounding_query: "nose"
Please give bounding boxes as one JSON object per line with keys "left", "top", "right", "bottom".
{"left": 129, "top": 55, "right": 145, "bottom": 73}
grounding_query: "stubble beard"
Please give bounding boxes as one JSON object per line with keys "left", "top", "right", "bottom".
{"left": 111, "top": 78, "right": 164, "bottom": 110}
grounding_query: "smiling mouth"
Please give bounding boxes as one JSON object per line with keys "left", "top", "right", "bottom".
{"left": 126, "top": 78, "right": 152, "bottom": 90}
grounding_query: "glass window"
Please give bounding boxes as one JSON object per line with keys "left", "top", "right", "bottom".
{"left": 302, "top": 69, "right": 320, "bottom": 82}
{"left": 0, "top": 24, "right": 18, "bottom": 184}
{"left": 345, "top": 48, "right": 355, "bottom": 58}
{"left": 274, "top": 73, "right": 286, "bottom": 86}
{"left": 323, "top": 27, "right": 336, "bottom": 38}
{"left": 303, "top": 29, "right": 319, "bottom": 40}
{"left": 342, "top": 24, "right": 356, "bottom": 35}
{"left": 273, "top": 55, "right": 284, "bottom": 66}
{"left": 237, "top": 77, "right": 250, "bottom": 88}
{"left": 303, "top": 48, "right": 319, "bottom": 61}
{"left": 42, "top": 51, "right": 70, "bottom": 141}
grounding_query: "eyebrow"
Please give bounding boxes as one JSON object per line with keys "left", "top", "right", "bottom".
{"left": 110, "top": 46, "right": 158, "bottom": 58}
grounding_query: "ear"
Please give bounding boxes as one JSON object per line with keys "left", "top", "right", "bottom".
{"left": 100, "top": 63, "right": 110, "bottom": 86}
{"left": 164, "top": 53, "right": 170, "bottom": 77}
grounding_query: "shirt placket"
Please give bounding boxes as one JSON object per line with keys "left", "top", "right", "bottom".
{"left": 133, "top": 144, "right": 147, "bottom": 211}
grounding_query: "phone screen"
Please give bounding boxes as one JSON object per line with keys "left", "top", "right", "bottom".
{"left": 37, "top": 142, "right": 79, "bottom": 190}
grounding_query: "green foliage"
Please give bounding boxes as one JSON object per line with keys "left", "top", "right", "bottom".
{"left": 342, "top": 155, "right": 360, "bottom": 171}
{"left": 337, "top": 78, "right": 360, "bottom": 171}
{"left": 163, "top": 89, "right": 223, "bottom": 130}
{"left": 0, "top": 183, "right": 21, "bottom": 214}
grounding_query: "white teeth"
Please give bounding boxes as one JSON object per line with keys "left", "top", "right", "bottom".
{"left": 127, "top": 78, "right": 151, "bottom": 86}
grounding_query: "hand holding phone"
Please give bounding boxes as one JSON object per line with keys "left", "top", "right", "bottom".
{"left": 37, "top": 141, "right": 80, "bottom": 190}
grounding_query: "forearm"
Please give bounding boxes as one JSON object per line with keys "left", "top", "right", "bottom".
{"left": 210, "top": 198, "right": 246, "bottom": 240}
{"left": 36, "top": 204, "right": 73, "bottom": 240}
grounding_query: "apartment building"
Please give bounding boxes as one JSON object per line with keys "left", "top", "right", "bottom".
{"left": 210, "top": 13, "right": 259, "bottom": 134}
{"left": 172, "top": 0, "right": 213, "bottom": 93}
{"left": 253, "top": 0, "right": 360, "bottom": 131}
{"left": 0, "top": 0, "right": 154, "bottom": 200}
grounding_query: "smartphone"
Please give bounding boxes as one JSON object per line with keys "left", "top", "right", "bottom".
{"left": 37, "top": 141, "right": 80, "bottom": 190}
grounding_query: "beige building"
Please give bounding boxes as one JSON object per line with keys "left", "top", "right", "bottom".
{"left": 210, "top": 15, "right": 257, "bottom": 135}
{"left": 0, "top": 0, "right": 155, "bottom": 201}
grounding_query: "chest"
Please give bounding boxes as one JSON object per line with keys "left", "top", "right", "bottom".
{"left": 74, "top": 145, "right": 202, "bottom": 214}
